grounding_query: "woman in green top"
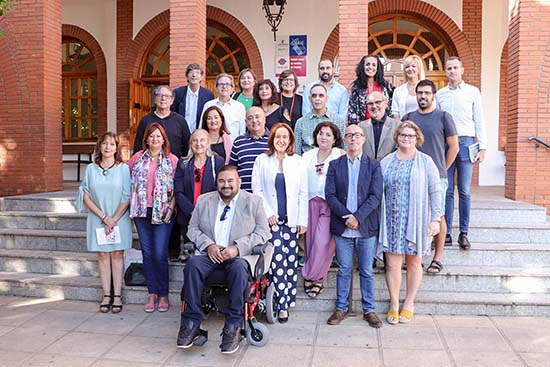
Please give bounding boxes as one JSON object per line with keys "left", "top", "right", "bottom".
{"left": 232, "top": 68, "right": 257, "bottom": 109}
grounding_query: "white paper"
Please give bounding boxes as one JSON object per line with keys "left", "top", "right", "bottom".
{"left": 468, "top": 142, "right": 480, "bottom": 163}
{"left": 96, "top": 226, "right": 121, "bottom": 245}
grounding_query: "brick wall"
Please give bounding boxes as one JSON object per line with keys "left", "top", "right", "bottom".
{"left": 506, "top": 0, "right": 550, "bottom": 209}
{"left": 0, "top": 0, "right": 62, "bottom": 196}
{"left": 337, "top": 0, "right": 369, "bottom": 90}
{"left": 116, "top": 0, "right": 134, "bottom": 136}
{"left": 499, "top": 40, "right": 508, "bottom": 151}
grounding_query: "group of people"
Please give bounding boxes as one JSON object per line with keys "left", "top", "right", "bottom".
{"left": 77, "top": 53, "right": 486, "bottom": 353}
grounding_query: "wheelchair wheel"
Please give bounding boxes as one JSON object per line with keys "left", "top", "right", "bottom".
{"left": 265, "top": 283, "right": 278, "bottom": 324}
{"left": 246, "top": 322, "right": 269, "bottom": 347}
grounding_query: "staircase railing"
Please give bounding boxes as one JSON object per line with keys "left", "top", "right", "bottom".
{"left": 528, "top": 136, "right": 550, "bottom": 149}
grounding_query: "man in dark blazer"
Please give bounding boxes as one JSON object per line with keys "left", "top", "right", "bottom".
{"left": 171, "top": 63, "right": 214, "bottom": 133}
{"left": 177, "top": 165, "right": 270, "bottom": 354}
{"left": 325, "top": 124, "right": 383, "bottom": 328}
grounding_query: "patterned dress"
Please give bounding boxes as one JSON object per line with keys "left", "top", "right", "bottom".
{"left": 383, "top": 155, "right": 415, "bottom": 254}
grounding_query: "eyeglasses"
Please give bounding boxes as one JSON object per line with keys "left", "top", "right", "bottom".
{"left": 194, "top": 168, "right": 201, "bottom": 182}
{"left": 315, "top": 163, "right": 324, "bottom": 175}
{"left": 217, "top": 83, "right": 232, "bottom": 88}
{"left": 344, "top": 132, "right": 364, "bottom": 139}
{"left": 155, "top": 93, "right": 172, "bottom": 99}
{"left": 220, "top": 205, "right": 230, "bottom": 221}
{"left": 282, "top": 78, "right": 296, "bottom": 83}
{"left": 399, "top": 133, "right": 417, "bottom": 140}
{"left": 367, "top": 100, "right": 385, "bottom": 107}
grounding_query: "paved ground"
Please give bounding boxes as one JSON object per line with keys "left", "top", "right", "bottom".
{"left": 0, "top": 296, "right": 549, "bottom": 366}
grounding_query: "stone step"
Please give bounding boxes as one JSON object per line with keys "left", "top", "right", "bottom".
{"left": 1, "top": 248, "right": 550, "bottom": 295}
{"left": 0, "top": 192, "right": 79, "bottom": 213}
{"left": 0, "top": 271, "right": 548, "bottom": 316}
{"left": 0, "top": 212, "right": 87, "bottom": 231}
{"left": 449, "top": 221, "right": 550, "bottom": 243}
{"left": 0, "top": 229, "right": 139, "bottom": 252}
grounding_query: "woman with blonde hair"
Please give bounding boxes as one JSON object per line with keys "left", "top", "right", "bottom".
{"left": 391, "top": 55, "right": 426, "bottom": 120}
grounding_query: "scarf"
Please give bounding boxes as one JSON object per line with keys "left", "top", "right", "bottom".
{"left": 130, "top": 150, "right": 174, "bottom": 224}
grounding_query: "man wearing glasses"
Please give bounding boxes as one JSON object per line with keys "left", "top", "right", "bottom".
{"left": 133, "top": 85, "right": 191, "bottom": 158}
{"left": 358, "top": 91, "right": 401, "bottom": 161}
{"left": 325, "top": 124, "right": 383, "bottom": 328}
{"left": 402, "top": 79, "right": 458, "bottom": 274}
{"left": 201, "top": 73, "right": 246, "bottom": 142}
{"left": 294, "top": 83, "right": 346, "bottom": 154}
{"left": 177, "top": 165, "right": 270, "bottom": 354}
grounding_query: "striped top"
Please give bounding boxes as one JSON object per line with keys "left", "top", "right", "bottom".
{"left": 229, "top": 131, "right": 269, "bottom": 192}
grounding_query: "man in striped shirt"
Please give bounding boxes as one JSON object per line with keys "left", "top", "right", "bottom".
{"left": 229, "top": 106, "right": 269, "bottom": 192}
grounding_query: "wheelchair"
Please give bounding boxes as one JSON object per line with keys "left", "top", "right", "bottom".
{"left": 180, "top": 242, "right": 278, "bottom": 347}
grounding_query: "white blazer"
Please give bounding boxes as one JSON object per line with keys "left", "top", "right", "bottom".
{"left": 251, "top": 153, "right": 308, "bottom": 228}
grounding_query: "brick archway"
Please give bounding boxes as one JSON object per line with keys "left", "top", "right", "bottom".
{"left": 206, "top": 6, "right": 263, "bottom": 79}
{"left": 131, "top": 6, "right": 264, "bottom": 82}
{"left": 62, "top": 24, "right": 108, "bottom": 136}
{"left": 322, "top": 1, "right": 474, "bottom": 76}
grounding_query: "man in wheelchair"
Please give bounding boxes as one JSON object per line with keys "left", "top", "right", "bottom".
{"left": 177, "top": 165, "right": 271, "bottom": 354}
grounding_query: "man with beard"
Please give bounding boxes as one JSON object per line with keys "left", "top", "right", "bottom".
{"left": 302, "top": 59, "right": 349, "bottom": 121}
{"left": 402, "top": 79, "right": 459, "bottom": 274}
{"left": 171, "top": 63, "right": 214, "bottom": 134}
{"left": 176, "top": 165, "right": 270, "bottom": 354}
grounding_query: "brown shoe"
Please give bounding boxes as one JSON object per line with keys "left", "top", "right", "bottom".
{"left": 327, "top": 310, "right": 348, "bottom": 325}
{"left": 363, "top": 311, "right": 383, "bottom": 328}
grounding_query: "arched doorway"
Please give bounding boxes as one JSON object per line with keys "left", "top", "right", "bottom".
{"left": 61, "top": 39, "right": 99, "bottom": 141}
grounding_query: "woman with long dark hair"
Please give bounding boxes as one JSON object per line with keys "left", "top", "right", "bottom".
{"left": 254, "top": 79, "right": 283, "bottom": 130}
{"left": 348, "top": 54, "right": 393, "bottom": 125}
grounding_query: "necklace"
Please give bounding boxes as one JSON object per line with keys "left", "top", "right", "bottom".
{"left": 99, "top": 161, "right": 116, "bottom": 176}
{"left": 148, "top": 150, "right": 161, "bottom": 162}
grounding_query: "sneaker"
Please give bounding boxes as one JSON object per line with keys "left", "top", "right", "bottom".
{"left": 177, "top": 319, "right": 201, "bottom": 349}
{"left": 444, "top": 234, "right": 453, "bottom": 246}
{"left": 297, "top": 256, "right": 305, "bottom": 267}
{"left": 363, "top": 311, "right": 383, "bottom": 328}
{"left": 458, "top": 232, "right": 471, "bottom": 250}
{"left": 327, "top": 310, "right": 348, "bottom": 325}
{"left": 219, "top": 324, "right": 240, "bottom": 354}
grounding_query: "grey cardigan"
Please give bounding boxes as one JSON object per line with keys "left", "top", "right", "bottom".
{"left": 377, "top": 150, "right": 443, "bottom": 258}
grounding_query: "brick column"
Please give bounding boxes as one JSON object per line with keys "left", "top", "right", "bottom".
{"left": 506, "top": 0, "right": 550, "bottom": 209}
{"left": 0, "top": 0, "right": 62, "bottom": 196}
{"left": 170, "top": 0, "right": 207, "bottom": 88}
{"left": 338, "top": 0, "right": 368, "bottom": 89}
{"left": 462, "top": 0, "right": 482, "bottom": 89}
{"left": 116, "top": 0, "right": 133, "bottom": 135}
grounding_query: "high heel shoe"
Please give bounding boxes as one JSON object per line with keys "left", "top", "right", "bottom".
{"left": 99, "top": 295, "right": 112, "bottom": 313}
{"left": 278, "top": 310, "right": 289, "bottom": 324}
{"left": 111, "top": 295, "right": 123, "bottom": 314}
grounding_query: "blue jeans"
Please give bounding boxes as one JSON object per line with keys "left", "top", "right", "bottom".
{"left": 134, "top": 208, "right": 174, "bottom": 297}
{"left": 446, "top": 136, "right": 475, "bottom": 234}
{"left": 334, "top": 235, "right": 376, "bottom": 313}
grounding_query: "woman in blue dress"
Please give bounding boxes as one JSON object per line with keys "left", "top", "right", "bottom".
{"left": 77, "top": 131, "right": 132, "bottom": 313}
{"left": 378, "top": 121, "right": 442, "bottom": 325}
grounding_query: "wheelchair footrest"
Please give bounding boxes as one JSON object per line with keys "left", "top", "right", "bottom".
{"left": 193, "top": 329, "right": 208, "bottom": 346}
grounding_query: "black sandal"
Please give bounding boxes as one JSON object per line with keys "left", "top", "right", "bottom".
{"left": 306, "top": 284, "right": 325, "bottom": 298}
{"left": 426, "top": 259, "right": 443, "bottom": 274}
{"left": 304, "top": 280, "right": 314, "bottom": 293}
{"left": 99, "top": 295, "right": 112, "bottom": 313}
{"left": 111, "top": 295, "right": 123, "bottom": 314}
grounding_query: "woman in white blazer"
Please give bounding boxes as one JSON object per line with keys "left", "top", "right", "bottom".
{"left": 252, "top": 122, "right": 308, "bottom": 323}
{"left": 390, "top": 55, "right": 426, "bottom": 120}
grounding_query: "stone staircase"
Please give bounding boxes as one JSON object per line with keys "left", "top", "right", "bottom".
{"left": 0, "top": 187, "right": 549, "bottom": 316}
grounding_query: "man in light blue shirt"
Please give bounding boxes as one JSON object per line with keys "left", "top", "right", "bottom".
{"left": 436, "top": 57, "right": 487, "bottom": 250}
{"left": 302, "top": 59, "right": 349, "bottom": 121}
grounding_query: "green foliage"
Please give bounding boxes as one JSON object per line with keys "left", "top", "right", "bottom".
{"left": 0, "top": 0, "right": 19, "bottom": 17}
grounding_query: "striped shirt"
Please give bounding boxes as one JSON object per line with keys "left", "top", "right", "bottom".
{"left": 229, "top": 131, "right": 269, "bottom": 192}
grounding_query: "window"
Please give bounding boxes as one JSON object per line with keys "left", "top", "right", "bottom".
{"left": 62, "top": 40, "right": 98, "bottom": 141}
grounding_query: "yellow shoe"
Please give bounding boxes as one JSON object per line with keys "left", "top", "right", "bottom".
{"left": 399, "top": 309, "right": 413, "bottom": 324}
{"left": 386, "top": 310, "right": 399, "bottom": 325}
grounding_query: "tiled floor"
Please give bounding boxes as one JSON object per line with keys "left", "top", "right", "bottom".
{"left": 0, "top": 296, "right": 548, "bottom": 366}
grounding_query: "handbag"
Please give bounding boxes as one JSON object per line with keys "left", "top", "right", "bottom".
{"left": 124, "top": 263, "right": 147, "bottom": 286}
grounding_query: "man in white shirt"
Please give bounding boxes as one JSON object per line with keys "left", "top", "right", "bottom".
{"left": 201, "top": 74, "right": 246, "bottom": 142}
{"left": 302, "top": 59, "right": 349, "bottom": 121}
{"left": 177, "top": 165, "right": 270, "bottom": 354}
{"left": 172, "top": 64, "right": 214, "bottom": 134}
{"left": 436, "top": 57, "right": 487, "bottom": 250}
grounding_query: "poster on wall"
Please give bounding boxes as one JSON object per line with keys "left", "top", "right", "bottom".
{"left": 275, "top": 35, "right": 307, "bottom": 77}
{"left": 289, "top": 35, "right": 307, "bottom": 77}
